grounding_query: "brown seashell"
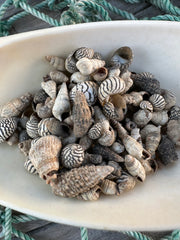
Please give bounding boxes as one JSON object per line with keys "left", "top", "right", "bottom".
{"left": 45, "top": 56, "right": 65, "bottom": 71}
{"left": 149, "top": 94, "right": 166, "bottom": 111}
{"left": 77, "top": 185, "right": 101, "bottom": 201}
{"left": 167, "top": 119, "right": 180, "bottom": 146}
{"left": 116, "top": 172, "right": 136, "bottom": 194}
{"left": 84, "top": 153, "right": 103, "bottom": 165}
{"left": 73, "top": 91, "right": 92, "bottom": 138}
{"left": 41, "top": 80, "right": 56, "bottom": 99}
{"left": 100, "top": 179, "right": 118, "bottom": 195}
{"left": 36, "top": 97, "right": 54, "bottom": 119}
{"left": 140, "top": 101, "right": 153, "bottom": 112}
{"left": 0, "top": 117, "right": 18, "bottom": 143}
{"left": 76, "top": 58, "right": 105, "bottom": 75}
{"left": 29, "top": 135, "right": 62, "bottom": 181}
{"left": 1, "top": 93, "right": 32, "bottom": 118}
{"left": 145, "top": 130, "right": 161, "bottom": 156}
{"left": 92, "top": 67, "right": 108, "bottom": 82}
{"left": 133, "top": 109, "right": 152, "bottom": 128}
{"left": 161, "top": 89, "right": 176, "bottom": 110}
{"left": 79, "top": 135, "right": 92, "bottom": 151}
{"left": 74, "top": 47, "right": 94, "bottom": 60}
{"left": 6, "top": 131, "right": 19, "bottom": 146}
{"left": 33, "top": 89, "right": 48, "bottom": 105}
{"left": 151, "top": 111, "right": 168, "bottom": 126}
{"left": 169, "top": 106, "right": 180, "bottom": 120}
{"left": 26, "top": 114, "right": 39, "bottom": 139}
{"left": 50, "top": 165, "right": 114, "bottom": 198}
{"left": 70, "top": 72, "right": 91, "bottom": 84}
{"left": 49, "top": 71, "right": 69, "bottom": 83}
{"left": 18, "top": 139, "right": 32, "bottom": 157}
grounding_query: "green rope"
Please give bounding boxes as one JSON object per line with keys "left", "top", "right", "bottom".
{"left": 0, "top": 0, "right": 12, "bottom": 20}
{"left": 12, "top": 214, "right": 38, "bottom": 224}
{"left": 12, "top": 226, "right": 36, "bottom": 240}
{"left": 123, "top": 230, "right": 153, "bottom": 240}
{"left": 147, "top": 0, "right": 180, "bottom": 16}
{"left": 80, "top": 227, "right": 88, "bottom": 240}
{"left": 162, "top": 230, "right": 180, "bottom": 240}
{"left": 4, "top": 208, "right": 12, "bottom": 240}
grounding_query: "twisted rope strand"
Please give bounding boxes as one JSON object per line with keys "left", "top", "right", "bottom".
{"left": 12, "top": 214, "right": 38, "bottom": 224}
{"left": 80, "top": 227, "right": 88, "bottom": 240}
{"left": 4, "top": 208, "right": 12, "bottom": 240}
{"left": 123, "top": 230, "right": 153, "bottom": 240}
{"left": 161, "top": 230, "right": 180, "bottom": 240}
{"left": 147, "top": 0, "right": 180, "bottom": 16}
{"left": 0, "top": 0, "right": 12, "bottom": 20}
{"left": 12, "top": 226, "right": 36, "bottom": 240}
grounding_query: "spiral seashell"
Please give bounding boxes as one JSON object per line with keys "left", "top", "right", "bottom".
{"left": 93, "top": 52, "right": 103, "bottom": 60}
{"left": 36, "top": 97, "right": 54, "bottom": 119}
{"left": 24, "top": 158, "right": 38, "bottom": 175}
{"left": 167, "top": 119, "right": 180, "bottom": 146}
{"left": 91, "top": 67, "right": 108, "bottom": 82}
{"left": 33, "top": 89, "right": 48, "bottom": 105}
{"left": 84, "top": 153, "right": 103, "bottom": 165}
{"left": 74, "top": 47, "right": 94, "bottom": 60}
{"left": 70, "top": 81, "right": 98, "bottom": 106}
{"left": 65, "top": 51, "right": 78, "bottom": 73}
{"left": 50, "top": 165, "right": 114, "bottom": 198}
{"left": 18, "top": 139, "right": 32, "bottom": 157}
{"left": 52, "top": 82, "right": 70, "bottom": 121}
{"left": 0, "top": 93, "right": 32, "bottom": 118}
{"left": 79, "top": 135, "right": 92, "bottom": 151}
{"left": 26, "top": 114, "right": 39, "bottom": 139}
{"left": 145, "top": 130, "right": 161, "bottom": 156}
{"left": 151, "top": 111, "right": 168, "bottom": 126}
{"left": 116, "top": 172, "right": 136, "bottom": 194}
{"left": 45, "top": 56, "right": 65, "bottom": 71}
{"left": 149, "top": 94, "right": 166, "bottom": 111}
{"left": 140, "top": 124, "right": 161, "bottom": 140}
{"left": 100, "top": 179, "right": 118, "bottom": 195}
{"left": 98, "top": 77, "right": 126, "bottom": 105}
{"left": 169, "top": 106, "right": 180, "bottom": 120}
{"left": 77, "top": 185, "right": 101, "bottom": 201}
{"left": 19, "top": 130, "right": 29, "bottom": 143}
{"left": 6, "top": 131, "right": 19, "bottom": 146}
{"left": 108, "top": 67, "right": 120, "bottom": 78}
{"left": 61, "top": 144, "right": 84, "bottom": 169}
{"left": 29, "top": 135, "right": 62, "bottom": 181}
{"left": 88, "top": 122, "right": 102, "bottom": 139}
{"left": 70, "top": 72, "right": 91, "bottom": 84}
{"left": 49, "top": 70, "right": 69, "bottom": 83}
{"left": 110, "top": 141, "right": 125, "bottom": 154}
{"left": 161, "top": 89, "right": 176, "bottom": 110}
{"left": 0, "top": 117, "right": 18, "bottom": 143}
{"left": 125, "top": 155, "right": 146, "bottom": 182}
{"left": 98, "top": 126, "right": 115, "bottom": 147}
{"left": 140, "top": 101, "right": 153, "bottom": 112}
{"left": 133, "top": 109, "right": 152, "bottom": 128}
{"left": 103, "top": 102, "right": 117, "bottom": 119}
{"left": 41, "top": 80, "right": 56, "bottom": 99}
{"left": 125, "top": 118, "right": 137, "bottom": 131}
{"left": 76, "top": 58, "right": 105, "bottom": 75}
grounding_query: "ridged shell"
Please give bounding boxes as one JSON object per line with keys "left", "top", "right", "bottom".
{"left": 73, "top": 91, "right": 92, "bottom": 138}
{"left": 140, "top": 101, "right": 153, "bottom": 112}
{"left": 103, "top": 102, "right": 117, "bottom": 119}
{"left": 100, "top": 179, "right": 118, "bottom": 195}
{"left": 151, "top": 111, "right": 168, "bottom": 126}
{"left": 49, "top": 71, "right": 69, "bottom": 83}
{"left": 24, "top": 159, "right": 38, "bottom": 175}
{"left": 169, "top": 106, "right": 180, "bottom": 120}
{"left": 167, "top": 119, "right": 180, "bottom": 146}
{"left": 70, "top": 81, "right": 98, "bottom": 106}
{"left": 41, "top": 80, "right": 56, "bottom": 99}
{"left": 145, "top": 131, "right": 161, "bottom": 156}
{"left": 140, "top": 124, "right": 161, "bottom": 140}
{"left": 92, "top": 67, "right": 108, "bottom": 82}
{"left": 0, "top": 93, "right": 32, "bottom": 118}
{"left": 33, "top": 89, "right": 47, "bottom": 104}
{"left": 0, "top": 117, "right": 17, "bottom": 143}
{"left": 161, "top": 89, "right": 176, "bottom": 110}
{"left": 116, "top": 172, "right": 136, "bottom": 194}
{"left": 98, "top": 77, "right": 126, "bottom": 105}
{"left": 76, "top": 58, "right": 105, "bottom": 75}
{"left": 74, "top": 47, "right": 94, "bottom": 60}
{"left": 84, "top": 153, "right": 103, "bottom": 165}
{"left": 29, "top": 135, "right": 62, "bottom": 181}
{"left": 26, "top": 114, "right": 39, "bottom": 139}
{"left": 61, "top": 144, "right": 84, "bottom": 169}
{"left": 50, "top": 165, "right": 114, "bottom": 198}
{"left": 88, "top": 122, "right": 102, "bottom": 139}
{"left": 36, "top": 98, "right": 54, "bottom": 119}
{"left": 77, "top": 186, "right": 101, "bottom": 201}
{"left": 133, "top": 110, "right": 152, "bottom": 128}
{"left": 45, "top": 56, "right": 65, "bottom": 71}
{"left": 65, "top": 51, "right": 78, "bottom": 73}
{"left": 149, "top": 94, "right": 166, "bottom": 111}
{"left": 110, "top": 141, "right": 125, "bottom": 154}
{"left": 18, "top": 139, "right": 32, "bottom": 157}
{"left": 70, "top": 72, "right": 91, "bottom": 84}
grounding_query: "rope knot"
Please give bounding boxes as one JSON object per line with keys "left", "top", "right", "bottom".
{"left": 13, "top": 0, "right": 26, "bottom": 8}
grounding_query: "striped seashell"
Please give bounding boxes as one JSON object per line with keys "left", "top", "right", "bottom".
{"left": 149, "top": 94, "right": 166, "bottom": 111}
{"left": 116, "top": 172, "right": 136, "bottom": 194}
{"left": 93, "top": 52, "right": 103, "bottom": 60}
{"left": 74, "top": 47, "right": 94, "bottom": 60}
{"left": 70, "top": 81, "right": 98, "bottom": 106}
{"left": 65, "top": 51, "right": 78, "bottom": 73}
{"left": 77, "top": 185, "right": 101, "bottom": 201}
{"left": 100, "top": 179, "right": 118, "bottom": 195}
{"left": 26, "top": 114, "right": 39, "bottom": 139}
{"left": 33, "top": 89, "right": 47, "bottom": 104}
{"left": 70, "top": 72, "right": 91, "bottom": 84}
{"left": 88, "top": 122, "right": 102, "bottom": 139}
{"left": 0, "top": 117, "right": 17, "bottom": 143}
{"left": 49, "top": 71, "right": 68, "bottom": 83}
{"left": 24, "top": 158, "right": 38, "bottom": 175}
{"left": 169, "top": 106, "right": 180, "bottom": 120}
{"left": 103, "top": 102, "right": 116, "bottom": 119}
{"left": 76, "top": 58, "right": 105, "bottom": 75}
{"left": 161, "top": 89, "right": 176, "bottom": 110}
{"left": 41, "top": 80, "right": 56, "bottom": 100}
{"left": 98, "top": 77, "right": 126, "bottom": 105}
{"left": 45, "top": 56, "right": 65, "bottom": 71}
{"left": 140, "top": 101, "right": 153, "bottom": 112}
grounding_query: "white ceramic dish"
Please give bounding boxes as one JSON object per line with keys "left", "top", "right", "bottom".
{"left": 0, "top": 21, "right": 180, "bottom": 231}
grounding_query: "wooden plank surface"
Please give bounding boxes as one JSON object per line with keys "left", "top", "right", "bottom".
{"left": 1, "top": 0, "right": 180, "bottom": 239}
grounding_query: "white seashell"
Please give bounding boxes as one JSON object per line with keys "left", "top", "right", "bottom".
{"left": 41, "top": 80, "right": 56, "bottom": 99}
{"left": 140, "top": 124, "right": 161, "bottom": 140}
{"left": 26, "top": 114, "right": 39, "bottom": 139}
{"left": 49, "top": 71, "right": 68, "bottom": 83}
{"left": 149, "top": 94, "right": 166, "bottom": 111}
{"left": 151, "top": 111, "right": 168, "bottom": 126}
{"left": 45, "top": 56, "right": 65, "bottom": 71}
{"left": 70, "top": 72, "right": 91, "bottom": 84}
{"left": 133, "top": 110, "right": 152, "bottom": 128}
{"left": 121, "top": 70, "right": 133, "bottom": 93}
{"left": 76, "top": 57, "right": 105, "bottom": 75}
{"left": 108, "top": 67, "right": 120, "bottom": 77}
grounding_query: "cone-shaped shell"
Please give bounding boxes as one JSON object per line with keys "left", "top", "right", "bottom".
{"left": 49, "top": 71, "right": 69, "bottom": 83}
{"left": 50, "top": 165, "right": 114, "bottom": 198}
{"left": 76, "top": 58, "right": 105, "bottom": 75}
{"left": 100, "top": 179, "right": 118, "bottom": 195}
{"left": 77, "top": 186, "right": 100, "bottom": 201}
{"left": 65, "top": 51, "right": 78, "bottom": 73}
{"left": 41, "top": 80, "right": 56, "bottom": 99}
{"left": 0, "top": 117, "right": 18, "bottom": 143}
{"left": 167, "top": 119, "right": 180, "bottom": 146}
{"left": 117, "top": 172, "right": 136, "bottom": 194}
{"left": 45, "top": 56, "right": 65, "bottom": 71}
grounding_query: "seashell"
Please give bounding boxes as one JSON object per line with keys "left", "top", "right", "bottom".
{"left": 70, "top": 72, "right": 91, "bottom": 84}
{"left": 108, "top": 67, "right": 120, "bottom": 78}
{"left": 52, "top": 82, "right": 70, "bottom": 121}
{"left": 19, "top": 130, "right": 30, "bottom": 143}
{"left": 167, "top": 119, "right": 180, "bottom": 146}
{"left": 49, "top": 71, "right": 69, "bottom": 83}
{"left": 100, "top": 179, "right": 118, "bottom": 195}
{"left": 45, "top": 56, "right": 65, "bottom": 71}
{"left": 24, "top": 158, "right": 38, "bottom": 175}
{"left": 73, "top": 91, "right": 92, "bottom": 138}
{"left": 18, "top": 115, "right": 29, "bottom": 129}
{"left": 125, "top": 118, "right": 137, "bottom": 131}
{"left": 151, "top": 110, "right": 168, "bottom": 126}
{"left": 116, "top": 172, "right": 136, "bottom": 194}
{"left": 41, "top": 80, "right": 56, "bottom": 99}
{"left": 84, "top": 153, "right": 103, "bottom": 165}
{"left": 33, "top": 89, "right": 47, "bottom": 105}
{"left": 76, "top": 57, "right": 105, "bottom": 75}
{"left": 62, "top": 132, "right": 78, "bottom": 146}
{"left": 140, "top": 124, "right": 161, "bottom": 140}
{"left": 140, "top": 101, "right": 153, "bottom": 112}
{"left": 6, "top": 131, "right": 19, "bottom": 146}
{"left": 98, "top": 77, "right": 126, "bottom": 105}
{"left": 103, "top": 102, "right": 117, "bottom": 120}
{"left": 124, "top": 91, "right": 147, "bottom": 106}
{"left": 79, "top": 135, "right": 92, "bottom": 151}
{"left": 131, "top": 72, "right": 161, "bottom": 95}
{"left": 43, "top": 74, "right": 51, "bottom": 82}
{"left": 98, "top": 126, "right": 115, "bottom": 147}
{"left": 70, "top": 81, "right": 98, "bottom": 106}
{"left": 65, "top": 51, "right": 78, "bottom": 73}
{"left": 161, "top": 89, "right": 176, "bottom": 110}
{"left": 125, "top": 155, "right": 146, "bottom": 182}
{"left": 131, "top": 128, "right": 142, "bottom": 144}
{"left": 110, "top": 46, "right": 133, "bottom": 73}
{"left": 38, "top": 118, "right": 71, "bottom": 138}
{"left": 74, "top": 47, "right": 94, "bottom": 60}
{"left": 61, "top": 143, "right": 84, "bottom": 169}
{"left": 149, "top": 94, "right": 166, "bottom": 111}
{"left": 50, "top": 165, "right": 114, "bottom": 198}
{"left": 36, "top": 97, "right": 54, "bottom": 119}
{"left": 77, "top": 185, "right": 101, "bottom": 201}
{"left": 26, "top": 114, "right": 39, "bottom": 139}
{"left": 157, "top": 136, "right": 178, "bottom": 165}
{"left": 29, "top": 135, "right": 62, "bottom": 181}
{"left": 139, "top": 158, "right": 158, "bottom": 174}
{"left": 92, "top": 67, "right": 108, "bottom": 82}
{"left": 92, "top": 144, "right": 124, "bottom": 163}
{"left": 0, "top": 117, "right": 18, "bottom": 143}
{"left": 133, "top": 109, "right": 152, "bottom": 128}
{"left": 121, "top": 71, "right": 133, "bottom": 93}
{"left": 169, "top": 106, "right": 180, "bottom": 120}
{"left": 93, "top": 52, "right": 103, "bottom": 60}
{"left": 108, "top": 161, "right": 122, "bottom": 177}
{"left": 1, "top": 93, "right": 32, "bottom": 118}
{"left": 88, "top": 122, "right": 103, "bottom": 140}
{"left": 110, "top": 141, "right": 125, "bottom": 154}
{"left": 63, "top": 115, "right": 74, "bottom": 127}
{"left": 145, "top": 130, "right": 161, "bottom": 156}
{"left": 18, "top": 139, "right": 32, "bottom": 157}
{"left": 94, "top": 106, "right": 108, "bottom": 125}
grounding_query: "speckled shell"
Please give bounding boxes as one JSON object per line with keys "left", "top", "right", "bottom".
{"left": 131, "top": 72, "right": 161, "bottom": 95}
{"left": 65, "top": 51, "right": 78, "bottom": 73}
{"left": 169, "top": 106, "right": 180, "bottom": 120}
{"left": 110, "top": 141, "right": 125, "bottom": 154}
{"left": 33, "top": 89, "right": 47, "bottom": 104}
{"left": 36, "top": 98, "right": 54, "bottom": 119}
{"left": 79, "top": 135, "right": 92, "bottom": 151}
{"left": 92, "top": 67, "right": 108, "bottom": 82}
{"left": 140, "top": 124, "right": 161, "bottom": 140}
{"left": 26, "top": 114, "right": 39, "bottom": 139}
{"left": 84, "top": 153, "right": 103, "bottom": 165}
{"left": 100, "top": 179, "right": 118, "bottom": 195}
{"left": 133, "top": 110, "right": 152, "bottom": 128}
{"left": 157, "top": 136, "right": 178, "bottom": 165}
{"left": 145, "top": 131, "right": 161, "bottom": 156}
{"left": 98, "top": 126, "right": 115, "bottom": 147}
{"left": 18, "top": 139, "right": 32, "bottom": 157}
{"left": 74, "top": 47, "right": 94, "bottom": 60}
{"left": 24, "top": 158, "right": 38, "bottom": 175}
{"left": 77, "top": 185, "right": 101, "bottom": 201}
{"left": 49, "top": 71, "right": 69, "bottom": 83}
{"left": 140, "top": 101, "right": 153, "bottom": 112}
{"left": 151, "top": 111, "right": 168, "bottom": 126}
{"left": 41, "top": 80, "right": 56, "bottom": 99}
{"left": 0, "top": 117, "right": 17, "bottom": 143}
{"left": 167, "top": 119, "right": 180, "bottom": 146}
{"left": 116, "top": 172, "right": 136, "bottom": 194}
{"left": 50, "top": 165, "right": 114, "bottom": 198}
{"left": 149, "top": 94, "right": 166, "bottom": 111}
{"left": 93, "top": 52, "right": 103, "bottom": 60}
{"left": 29, "top": 135, "right": 62, "bottom": 181}
{"left": 73, "top": 91, "right": 92, "bottom": 138}
{"left": 98, "top": 77, "right": 126, "bottom": 105}
{"left": 125, "top": 155, "right": 146, "bottom": 182}
{"left": 76, "top": 58, "right": 105, "bottom": 75}
{"left": 88, "top": 122, "right": 102, "bottom": 139}
{"left": 0, "top": 93, "right": 32, "bottom": 118}
{"left": 45, "top": 56, "right": 65, "bottom": 71}
{"left": 70, "top": 81, "right": 98, "bottom": 106}
{"left": 61, "top": 144, "right": 84, "bottom": 169}
{"left": 161, "top": 89, "right": 176, "bottom": 110}
{"left": 70, "top": 72, "right": 91, "bottom": 84}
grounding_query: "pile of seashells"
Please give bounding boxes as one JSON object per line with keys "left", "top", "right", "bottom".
{"left": 0, "top": 46, "right": 180, "bottom": 201}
